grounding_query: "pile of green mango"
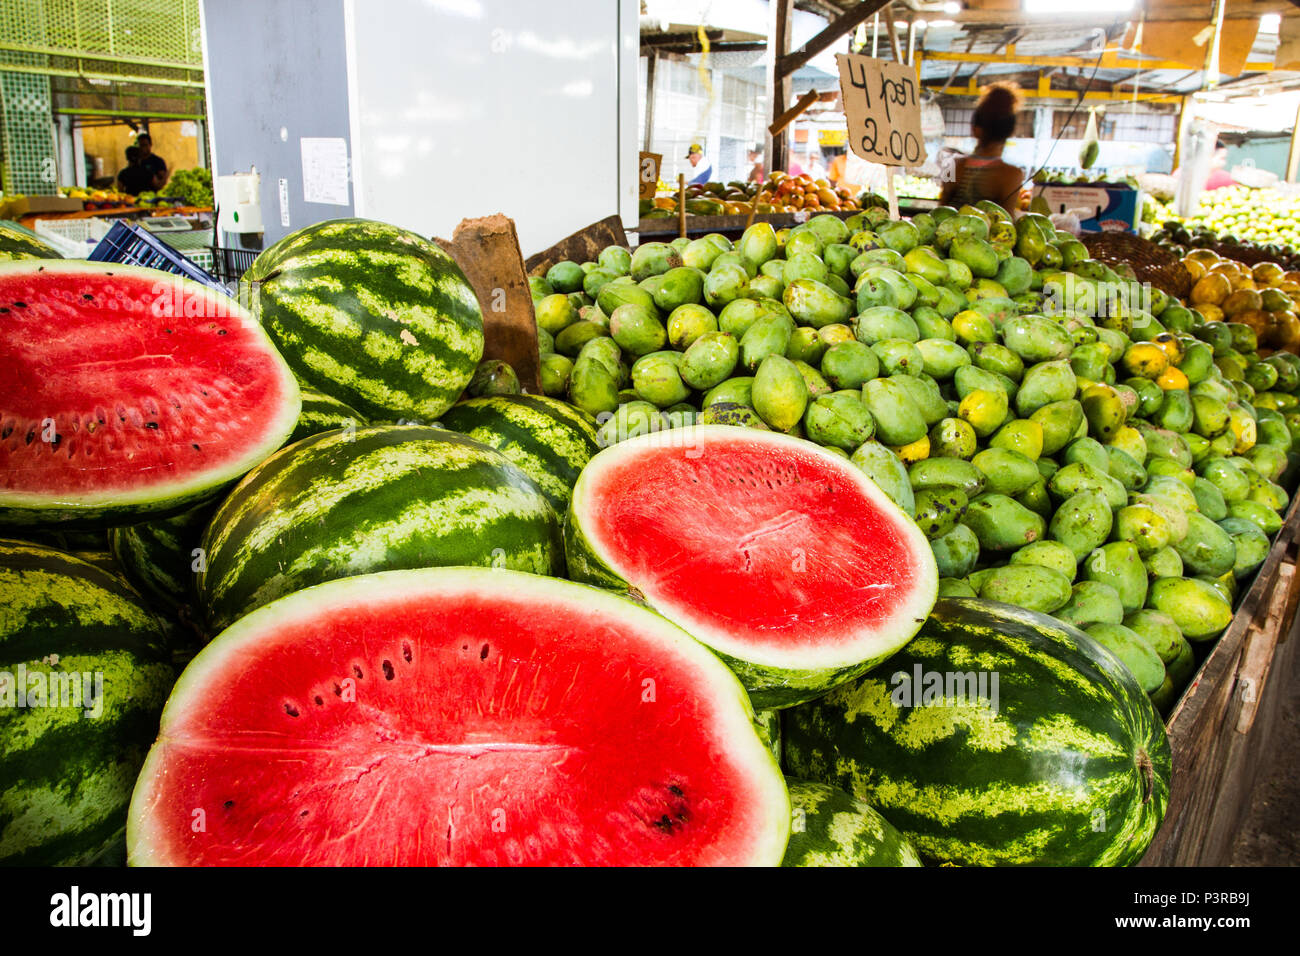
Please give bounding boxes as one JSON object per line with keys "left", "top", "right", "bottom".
{"left": 528, "top": 199, "right": 1300, "bottom": 716}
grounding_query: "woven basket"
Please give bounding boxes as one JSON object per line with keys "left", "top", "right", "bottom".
{"left": 1080, "top": 231, "right": 1192, "bottom": 301}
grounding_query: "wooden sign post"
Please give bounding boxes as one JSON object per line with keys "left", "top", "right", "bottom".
{"left": 835, "top": 52, "right": 924, "bottom": 220}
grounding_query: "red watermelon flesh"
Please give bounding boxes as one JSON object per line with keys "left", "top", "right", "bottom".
{"left": 0, "top": 260, "right": 299, "bottom": 526}
{"left": 565, "top": 426, "right": 937, "bottom": 708}
{"left": 127, "top": 568, "right": 790, "bottom": 866}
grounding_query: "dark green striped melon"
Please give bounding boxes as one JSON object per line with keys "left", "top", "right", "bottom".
{"left": 782, "top": 779, "right": 922, "bottom": 867}
{"left": 242, "top": 218, "right": 484, "bottom": 422}
{"left": 0, "top": 221, "right": 60, "bottom": 261}
{"left": 438, "top": 394, "right": 600, "bottom": 512}
{"left": 108, "top": 503, "right": 213, "bottom": 610}
{"left": 288, "top": 387, "right": 365, "bottom": 445}
{"left": 197, "top": 425, "right": 563, "bottom": 631}
{"left": 783, "top": 598, "right": 1171, "bottom": 866}
{"left": 0, "top": 540, "right": 174, "bottom": 865}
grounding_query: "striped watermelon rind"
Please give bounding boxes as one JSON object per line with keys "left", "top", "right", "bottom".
{"left": 437, "top": 394, "right": 600, "bottom": 513}
{"left": 0, "top": 540, "right": 174, "bottom": 865}
{"left": 0, "top": 221, "right": 61, "bottom": 262}
{"left": 243, "top": 218, "right": 484, "bottom": 422}
{"left": 782, "top": 598, "right": 1172, "bottom": 867}
{"left": 108, "top": 503, "right": 214, "bottom": 609}
{"left": 0, "top": 260, "right": 301, "bottom": 529}
{"left": 197, "top": 424, "right": 564, "bottom": 632}
{"left": 782, "top": 779, "right": 923, "bottom": 867}
{"left": 288, "top": 386, "right": 365, "bottom": 445}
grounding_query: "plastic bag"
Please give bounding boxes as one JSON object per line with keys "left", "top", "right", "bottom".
{"left": 1079, "top": 108, "right": 1100, "bottom": 170}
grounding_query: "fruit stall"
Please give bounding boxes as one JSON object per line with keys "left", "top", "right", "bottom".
{"left": 4, "top": 0, "right": 1300, "bottom": 873}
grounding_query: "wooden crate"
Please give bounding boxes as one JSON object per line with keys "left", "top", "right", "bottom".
{"left": 1140, "top": 492, "right": 1300, "bottom": 865}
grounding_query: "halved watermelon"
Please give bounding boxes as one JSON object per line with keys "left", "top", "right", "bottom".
{"left": 0, "top": 261, "right": 300, "bottom": 527}
{"left": 128, "top": 567, "right": 790, "bottom": 866}
{"left": 565, "top": 426, "right": 938, "bottom": 708}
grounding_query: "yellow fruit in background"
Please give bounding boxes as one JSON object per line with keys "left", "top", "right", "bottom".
{"left": 1182, "top": 258, "right": 1207, "bottom": 281}
{"left": 1228, "top": 273, "right": 1257, "bottom": 293}
{"left": 1198, "top": 303, "right": 1225, "bottom": 323}
{"left": 1221, "top": 288, "right": 1262, "bottom": 317}
{"left": 1156, "top": 366, "right": 1189, "bottom": 391}
{"left": 1186, "top": 249, "right": 1220, "bottom": 267}
{"left": 890, "top": 435, "right": 931, "bottom": 465}
{"left": 1191, "top": 273, "right": 1231, "bottom": 306}
{"left": 1151, "top": 332, "right": 1183, "bottom": 364}
{"left": 1122, "top": 342, "right": 1170, "bottom": 379}
{"left": 1252, "top": 261, "right": 1284, "bottom": 285}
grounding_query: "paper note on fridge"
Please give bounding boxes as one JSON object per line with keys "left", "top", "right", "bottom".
{"left": 301, "top": 137, "right": 351, "bottom": 206}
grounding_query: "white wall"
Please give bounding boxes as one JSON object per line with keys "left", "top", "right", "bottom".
{"left": 346, "top": 0, "right": 638, "bottom": 256}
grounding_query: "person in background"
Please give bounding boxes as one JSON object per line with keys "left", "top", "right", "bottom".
{"left": 135, "top": 133, "right": 169, "bottom": 193}
{"left": 685, "top": 143, "right": 712, "bottom": 186}
{"left": 939, "top": 82, "right": 1024, "bottom": 215}
{"left": 1204, "top": 144, "right": 1237, "bottom": 191}
{"left": 746, "top": 146, "right": 765, "bottom": 184}
{"left": 825, "top": 144, "right": 849, "bottom": 188}
{"left": 117, "top": 145, "right": 148, "bottom": 195}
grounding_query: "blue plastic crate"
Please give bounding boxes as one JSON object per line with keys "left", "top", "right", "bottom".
{"left": 88, "top": 220, "right": 232, "bottom": 297}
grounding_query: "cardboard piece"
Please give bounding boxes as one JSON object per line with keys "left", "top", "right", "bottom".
{"left": 523, "top": 215, "right": 630, "bottom": 277}
{"left": 638, "top": 152, "right": 662, "bottom": 201}
{"left": 435, "top": 214, "right": 541, "bottom": 394}
{"left": 835, "top": 53, "right": 924, "bottom": 168}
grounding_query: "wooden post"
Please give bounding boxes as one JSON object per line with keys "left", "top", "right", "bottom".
{"left": 1204, "top": 0, "right": 1226, "bottom": 89}
{"left": 434, "top": 215, "right": 540, "bottom": 394}
{"left": 1173, "top": 95, "right": 1193, "bottom": 170}
{"left": 643, "top": 51, "right": 658, "bottom": 153}
{"left": 886, "top": 5, "right": 904, "bottom": 64}
{"left": 765, "top": 0, "right": 795, "bottom": 176}
{"left": 1287, "top": 101, "right": 1300, "bottom": 183}
{"left": 678, "top": 173, "right": 687, "bottom": 238}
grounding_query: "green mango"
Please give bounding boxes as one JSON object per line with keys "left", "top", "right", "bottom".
{"left": 703, "top": 261, "right": 750, "bottom": 308}
{"left": 914, "top": 339, "right": 971, "bottom": 380}
{"left": 971, "top": 447, "right": 1040, "bottom": 497}
{"left": 1189, "top": 477, "right": 1228, "bottom": 521}
{"left": 1082, "top": 541, "right": 1148, "bottom": 614}
{"left": 1106, "top": 446, "right": 1147, "bottom": 491}
{"left": 937, "top": 577, "right": 978, "bottom": 598}
{"left": 903, "top": 245, "right": 949, "bottom": 285}
{"left": 979, "top": 564, "right": 1072, "bottom": 614}
{"left": 1123, "top": 609, "right": 1184, "bottom": 665}
{"left": 960, "top": 494, "right": 1046, "bottom": 552}
{"left": 1049, "top": 491, "right": 1114, "bottom": 560}
{"left": 1225, "top": 498, "right": 1282, "bottom": 536}
{"left": 697, "top": 402, "right": 769, "bottom": 429}
{"left": 855, "top": 306, "right": 920, "bottom": 345}
{"left": 740, "top": 313, "right": 795, "bottom": 372}
{"left": 1084, "top": 623, "right": 1165, "bottom": 693}
{"left": 752, "top": 355, "right": 810, "bottom": 431}
{"left": 609, "top": 303, "right": 668, "bottom": 357}
{"left": 702, "top": 376, "right": 754, "bottom": 409}
{"left": 913, "top": 307, "right": 956, "bottom": 342}
{"left": 957, "top": 387, "right": 1009, "bottom": 438}
{"left": 1016, "top": 360, "right": 1078, "bottom": 416}
{"left": 1142, "top": 427, "right": 1193, "bottom": 467}
{"left": 717, "top": 297, "right": 775, "bottom": 339}
{"left": 969, "top": 341, "right": 1025, "bottom": 381}
{"left": 631, "top": 352, "right": 690, "bottom": 408}
{"left": 1056, "top": 581, "right": 1126, "bottom": 628}
{"left": 1147, "top": 577, "right": 1232, "bottom": 642}
{"left": 995, "top": 256, "right": 1034, "bottom": 296}
{"left": 666, "top": 303, "right": 718, "bottom": 350}
{"left": 540, "top": 352, "right": 574, "bottom": 397}
{"left": 1112, "top": 504, "right": 1172, "bottom": 556}
{"left": 850, "top": 440, "right": 915, "bottom": 515}
{"left": 802, "top": 391, "right": 876, "bottom": 451}
{"left": 784, "top": 278, "right": 854, "bottom": 329}
{"left": 782, "top": 251, "right": 829, "bottom": 286}
{"left": 913, "top": 487, "right": 970, "bottom": 540}
{"left": 927, "top": 417, "right": 979, "bottom": 460}
{"left": 679, "top": 332, "right": 740, "bottom": 391}
{"left": 872, "top": 339, "right": 927, "bottom": 378}
{"left": 738, "top": 222, "right": 779, "bottom": 270}
{"left": 1009, "top": 539, "right": 1078, "bottom": 581}
{"left": 568, "top": 356, "right": 620, "bottom": 416}
{"left": 1050, "top": 462, "right": 1127, "bottom": 510}
{"left": 949, "top": 235, "right": 999, "bottom": 279}
{"left": 931, "top": 523, "right": 980, "bottom": 579}
{"left": 792, "top": 361, "right": 833, "bottom": 400}
{"left": 820, "top": 340, "right": 880, "bottom": 390}
{"left": 786, "top": 326, "right": 827, "bottom": 365}
{"left": 1001, "top": 314, "right": 1075, "bottom": 363}
{"left": 681, "top": 236, "right": 726, "bottom": 271}
{"left": 863, "top": 377, "right": 928, "bottom": 446}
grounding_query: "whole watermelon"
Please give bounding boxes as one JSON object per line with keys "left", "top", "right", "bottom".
{"left": 783, "top": 598, "right": 1171, "bottom": 866}
{"left": 0, "top": 221, "right": 61, "bottom": 261}
{"left": 242, "top": 218, "right": 484, "bottom": 421}
{"left": 0, "top": 541, "right": 174, "bottom": 865}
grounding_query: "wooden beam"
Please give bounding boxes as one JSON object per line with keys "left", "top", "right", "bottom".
{"left": 886, "top": 4, "right": 905, "bottom": 64}
{"left": 919, "top": 49, "right": 1275, "bottom": 73}
{"left": 765, "top": 0, "right": 795, "bottom": 176}
{"left": 777, "top": 0, "right": 891, "bottom": 77}
{"left": 941, "top": 1, "right": 1282, "bottom": 26}
{"left": 926, "top": 83, "right": 1182, "bottom": 105}
{"left": 769, "top": 89, "right": 822, "bottom": 137}
{"left": 643, "top": 51, "right": 657, "bottom": 153}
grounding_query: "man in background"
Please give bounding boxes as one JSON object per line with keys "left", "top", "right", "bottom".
{"left": 135, "top": 133, "right": 169, "bottom": 193}
{"left": 686, "top": 143, "right": 712, "bottom": 185}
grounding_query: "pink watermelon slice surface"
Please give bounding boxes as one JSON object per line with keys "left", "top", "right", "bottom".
{"left": 127, "top": 567, "right": 790, "bottom": 866}
{"left": 565, "top": 426, "right": 938, "bottom": 708}
{"left": 0, "top": 260, "right": 300, "bottom": 527}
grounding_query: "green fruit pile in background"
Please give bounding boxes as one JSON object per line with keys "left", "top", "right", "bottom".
{"left": 528, "top": 198, "right": 1300, "bottom": 717}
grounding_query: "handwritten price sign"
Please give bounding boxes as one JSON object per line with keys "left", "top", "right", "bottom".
{"left": 835, "top": 54, "right": 924, "bottom": 167}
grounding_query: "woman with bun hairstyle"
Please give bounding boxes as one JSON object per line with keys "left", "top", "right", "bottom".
{"left": 939, "top": 82, "right": 1024, "bottom": 215}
